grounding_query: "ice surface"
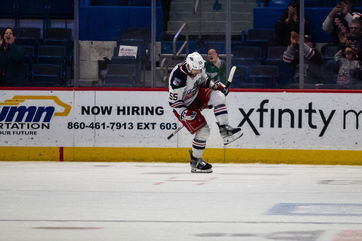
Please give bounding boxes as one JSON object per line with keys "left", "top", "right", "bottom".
{"left": 0, "top": 162, "right": 362, "bottom": 241}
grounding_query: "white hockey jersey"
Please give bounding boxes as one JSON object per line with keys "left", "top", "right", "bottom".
{"left": 168, "top": 62, "right": 211, "bottom": 116}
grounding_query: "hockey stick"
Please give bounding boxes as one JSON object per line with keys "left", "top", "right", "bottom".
{"left": 167, "top": 125, "right": 184, "bottom": 140}
{"left": 225, "top": 65, "right": 236, "bottom": 89}
{"left": 167, "top": 66, "right": 236, "bottom": 140}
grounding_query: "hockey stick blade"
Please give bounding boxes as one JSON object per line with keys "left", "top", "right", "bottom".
{"left": 225, "top": 66, "right": 236, "bottom": 89}
{"left": 167, "top": 125, "right": 184, "bottom": 140}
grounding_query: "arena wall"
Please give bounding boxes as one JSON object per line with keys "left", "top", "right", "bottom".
{"left": 0, "top": 88, "right": 361, "bottom": 164}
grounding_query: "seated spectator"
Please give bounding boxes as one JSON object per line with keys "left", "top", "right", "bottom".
{"left": 205, "top": 48, "right": 226, "bottom": 85}
{"left": 334, "top": 45, "right": 362, "bottom": 86}
{"left": 274, "top": 1, "right": 311, "bottom": 46}
{"left": 0, "top": 27, "right": 27, "bottom": 86}
{"left": 322, "top": 0, "right": 355, "bottom": 44}
{"left": 282, "top": 32, "right": 324, "bottom": 85}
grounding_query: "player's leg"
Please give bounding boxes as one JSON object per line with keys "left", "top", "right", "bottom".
{"left": 208, "top": 90, "right": 243, "bottom": 145}
{"left": 173, "top": 107, "right": 212, "bottom": 173}
{"left": 189, "top": 124, "right": 212, "bottom": 173}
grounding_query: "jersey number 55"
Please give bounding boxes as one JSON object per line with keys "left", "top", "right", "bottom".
{"left": 169, "top": 93, "right": 178, "bottom": 100}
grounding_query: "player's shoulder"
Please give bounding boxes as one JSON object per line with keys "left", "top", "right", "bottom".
{"left": 170, "top": 64, "right": 188, "bottom": 89}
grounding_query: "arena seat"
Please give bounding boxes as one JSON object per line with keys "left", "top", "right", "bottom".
{"left": 232, "top": 65, "right": 249, "bottom": 88}
{"left": 17, "top": 0, "right": 47, "bottom": 19}
{"left": 48, "top": 0, "right": 74, "bottom": 19}
{"left": 268, "top": 0, "right": 290, "bottom": 7}
{"left": 321, "top": 44, "right": 340, "bottom": 61}
{"left": 31, "top": 64, "right": 64, "bottom": 87}
{"left": 232, "top": 46, "right": 263, "bottom": 65}
{"left": 265, "top": 46, "right": 285, "bottom": 65}
{"left": 0, "top": 0, "right": 16, "bottom": 19}
{"left": 37, "top": 45, "right": 67, "bottom": 82}
{"left": 103, "top": 63, "right": 138, "bottom": 87}
{"left": 128, "top": 0, "right": 161, "bottom": 6}
{"left": 248, "top": 65, "right": 279, "bottom": 88}
{"left": 14, "top": 27, "right": 41, "bottom": 47}
{"left": 91, "top": 0, "right": 129, "bottom": 5}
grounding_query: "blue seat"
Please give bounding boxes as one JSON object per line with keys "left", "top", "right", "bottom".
{"left": 305, "top": 0, "right": 324, "bottom": 7}
{"left": 244, "top": 29, "right": 275, "bottom": 46}
{"left": 43, "top": 28, "right": 73, "bottom": 64}
{"left": 321, "top": 44, "right": 340, "bottom": 61}
{"left": 265, "top": 46, "right": 285, "bottom": 65}
{"left": 14, "top": 27, "right": 41, "bottom": 47}
{"left": 91, "top": 0, "right": 129, "bottom": 5}
{"left": 37, "top": 45, "right": 67, "bottom": 81}
{"left": 128, "top": 0, "right": 161, "bottom": 6}
{"left": 48, "top": 0, "right": 74, "bottom": 19}
{"left": 0, "top": 0, "right": 16, "bottom": 18}
{"left": 43, "top": 28, "right": 72, "bottom": 44}
{"left": 112, "top": 44, "right": 144, "bottom": 83}
{"left": 268, "top": 0, "right": 290, "bottom": 7}
{"left": 232, "top": 46, "right": 263, "bottom": 65}
{"left": 23, "top": 45, "right": 35, "bottom": 59}
{"left": 38, "top": 45, "right": 66, "bottom": 58}
{"left": 248, "top": 65, "right": 279, "bottom": 88}
{"left": 31, "top": 64, "right": 64, "bottom": 87}
{"left": 17, "top": 0, "right": 47, "bottom": 19}
{"left": 120, "top": 27, "right": 150, "bottom": 41}
{"left": 232, "top": 65, "right": 249, "bottom": 88}
{"left": 104, "top": 63, "right": 139, "bottom": 87}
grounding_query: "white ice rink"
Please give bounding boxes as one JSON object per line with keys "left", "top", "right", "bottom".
{"left": 1, "top": 161, "right": 362, "bottom": 241}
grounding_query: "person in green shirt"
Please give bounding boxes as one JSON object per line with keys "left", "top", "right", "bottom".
{"left": 204, "top": 48, "right": 226, "bottom": 85}
{"left": 0, "top": 27, "right": 27, "bottom": 86}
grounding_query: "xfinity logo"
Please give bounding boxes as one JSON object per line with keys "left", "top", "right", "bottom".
{"left": 238, "top": 99, "right": 361, "bottom": 137}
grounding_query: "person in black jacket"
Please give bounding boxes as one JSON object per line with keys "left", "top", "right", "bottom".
{"left": 0, "top": 27, "right": 27, "bottom": 86}
{"left": 274, "top": 1, "right": 311, "bottom": 46}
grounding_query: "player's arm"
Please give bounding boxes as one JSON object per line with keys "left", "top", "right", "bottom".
{"left": 203, "top": 73, "right": 229, "bottom": 95}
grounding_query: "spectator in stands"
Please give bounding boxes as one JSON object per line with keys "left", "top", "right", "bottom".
{"left": 0, "top": 34, "right": 3, "bottom": 84}
{"left": 163, "top": 0, "right": 171, "bottom": 32}
{"left": 322, "top": 0, "right": 354, "bottom": 44}
{"left": 334, "top": 45, "right": 362, "bottom": 86}
{"left": 205, "top": 48, "right": 226, "bottom": 85}
{"left": 274, "top": 1, "right": 311, "bottom": 46}
{"left": 339, "top": 18, "right": 362, "bottom": 60}
{"left": 0, "top": 27, "right": 27, "bottom": 86}
{"left": 282, "top": 32, "right": 324, "bottom": 85}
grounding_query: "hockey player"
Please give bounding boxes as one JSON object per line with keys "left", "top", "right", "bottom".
{"left": 168, "top": 52, "right": 243, "bottom": 173}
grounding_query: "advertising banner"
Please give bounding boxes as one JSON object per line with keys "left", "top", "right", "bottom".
{"left": 0, "top": 90, "right": 361, "bottom": 151}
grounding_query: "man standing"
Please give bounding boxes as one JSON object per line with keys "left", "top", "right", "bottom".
{"left": 168, "top": 52, "right": 242, "bottom": 173}
{"left": 0, "top": 27, "right": 27, "bottom": 86}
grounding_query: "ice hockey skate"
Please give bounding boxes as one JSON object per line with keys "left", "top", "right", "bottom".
{"left": 189, "top": 150, "right": 213, "bottom": 173}
{"left": 218, "top": 124, "right": 243, "bottom": 145}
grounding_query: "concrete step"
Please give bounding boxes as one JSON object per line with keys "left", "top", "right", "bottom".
{"left": 170, "top": 2, "right": 256, "bottom": 12}
{"left": 167, "top": 20, "right": 252, "bottom": 35}
{"left": 167, "top": 0, "right": 256, "bottom": 37}
{"left": 169, "top": 12, "right": 252, "bottom": 22}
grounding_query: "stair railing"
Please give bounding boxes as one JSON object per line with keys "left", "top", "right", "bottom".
{"left": 194, "top": 0, "right": 202, "bottom": 42}
{"left": 173, "top": 22, "right": 189, "bottom": 57}
{"left": 194, "top": 0, "right": 200, "bottom": 14}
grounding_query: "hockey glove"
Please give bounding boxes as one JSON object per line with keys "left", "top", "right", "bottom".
{"left": 212, "top": 82, "right": 229, "bottom": 96}
{"left": 180, "top": 109, "right": 197, "bottom": 121}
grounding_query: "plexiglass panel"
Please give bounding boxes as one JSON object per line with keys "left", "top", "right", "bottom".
{"left": 1, "top": 0, "right": 361, "bottom": 89}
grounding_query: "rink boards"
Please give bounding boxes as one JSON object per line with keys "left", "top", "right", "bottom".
{"left": 0, "top": 88, "right": 361, "bottom": 164}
